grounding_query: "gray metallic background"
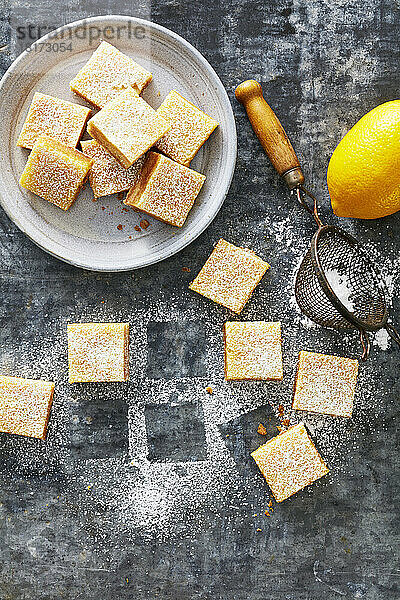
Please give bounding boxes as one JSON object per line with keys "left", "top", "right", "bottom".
{"left": 0, "top": 1, "right": 399, "bottom": 599}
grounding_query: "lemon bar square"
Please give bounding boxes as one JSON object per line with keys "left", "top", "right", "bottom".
{"left": 124, "top": 151, "right": 205, "bottom": 227}
{"left": 19, "top": 135, "right": 93, "bottom": 210}
{"left": 81, "top": 139, "right": 145, "bottom": 199}
{"left": 251, "top": 423, "right": 329, "bottom": 502}
{"left": 189, "top": 239, "right": 270, "bottom": 313}
{"left": 292, "top": 350, "right": 358, "bottom": 418}
{"left": 87, "top": 88, "right": 170, "bottom": 169}
{"left": 224, "top": 321, "right": 283, "bottom": 381}
{"left": 155, "top": 90, "right": 219, "bottom": 165}
{"left": 0, "top": 375, "right": 54, "bottom": 440}
{"left": 70, "top": 41, "right": 152, "bottom": 109}
{"left": 67, "top": 323, "right": 129, "bottom": 383}
{"left": 17, "top": 92, "right": 91, "bottom": 150}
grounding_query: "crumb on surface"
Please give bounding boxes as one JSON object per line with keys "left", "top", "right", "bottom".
{"left": 257, "top": 423, "right": 267, "bottom": 435}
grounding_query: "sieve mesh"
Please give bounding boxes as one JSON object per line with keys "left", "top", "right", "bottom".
{"left": 295, "top": 226, "right": 387, "bottom": 331}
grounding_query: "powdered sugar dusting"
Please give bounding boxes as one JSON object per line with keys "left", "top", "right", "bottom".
{"left": 324, "top": 267, "right": 355, "bottom": 311}
{"left": 0, "top": 229, "right": 397, "bottom": 543}
{"left": 373, "top": 328, "right": 391, "bottom": 350}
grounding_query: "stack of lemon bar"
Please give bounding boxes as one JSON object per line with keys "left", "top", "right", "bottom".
{"left": 18, "top": 41, "right": 218, "bottom": 227}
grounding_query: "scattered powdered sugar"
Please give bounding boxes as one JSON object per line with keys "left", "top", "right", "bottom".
{"left": 379, "top": 245, "right": 400, "bottom": 299}
{"left": 288, "top": 291, "right": 319, "bottom": 330}
{"left": 373, "top": 328, "right": 391, "bottom": 351}
{"left": 268, "top": 214, "right": 298, "bottom": 250}
{"left": 0, "top": 229, "right": 397, "bottom": 544}
{"left": 0, "top": 300, "right": 260, "bottom": 542}
{"left": 267, "top": 209, "right": 310, "bottom": 257}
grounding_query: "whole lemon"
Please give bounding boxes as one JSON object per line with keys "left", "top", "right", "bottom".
{"left": 327, "top": 100, "right": 400, "bottom": 219}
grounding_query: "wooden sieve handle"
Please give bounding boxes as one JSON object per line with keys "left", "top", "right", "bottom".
{"left": 235, "top": 80, "right": 305, "bottom": 189}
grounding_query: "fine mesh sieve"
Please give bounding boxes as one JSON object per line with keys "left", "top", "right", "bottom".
{"left": 293, "top": 186, "right": 399, "bottom": 359}
{"left": 235, "top": 80, "right": 400, "bottom": 359}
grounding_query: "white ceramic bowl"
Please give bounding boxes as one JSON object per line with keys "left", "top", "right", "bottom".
{"left": 0, "top": 15, "right": 237, "bottom": 271}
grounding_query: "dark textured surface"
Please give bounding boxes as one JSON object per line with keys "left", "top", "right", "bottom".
{"left": 146, "top": 321, "right": 207, "bottom": 380}
{"left": 145, "top": 401, "right": 207, "bottom": 462}
{"left": 0, "top": 1, "right": 399, "bottom": 599}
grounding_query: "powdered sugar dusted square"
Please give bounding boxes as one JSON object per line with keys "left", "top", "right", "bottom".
{"left": 81, "top": 139, "right": 145, "bottom": 199}
{"left": 17, "top": 92, "right": 91, "bottom": 150}
{"left": 19, "top": 135, "right": 93, "bottom": 211}
{"left": 125, "top": 151, "right": 205, "bottom": 227}
{"left": 292, "top": 350, "right": 358, "bottom": 418}
{"left": 70, "top": 41, "right": 152, "bottom": 109}
{"left": 155, "top": 90, "right": 218, "bottom": 165}
{"left": 0, "top": 375, "right": 54, "bottom": 440}
{"left": 67, "top": 323, "right": 129, "bottom": 383}
{"left": 224, "top": 321, "right": 283, "bottom": 380}
{"left": 86, "top": 88, "right": 170, "bottom": 169}
{"left": 251, "top": 423, "right": 329, "bottom": 502}
{"left": 189, "top": 239, "right": 270, "bottom": 314}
